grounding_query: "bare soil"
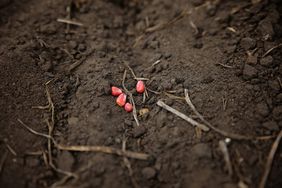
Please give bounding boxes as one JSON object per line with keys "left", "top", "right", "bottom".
{"left": 0, "top": 0, "right": 282, "bottom": 188}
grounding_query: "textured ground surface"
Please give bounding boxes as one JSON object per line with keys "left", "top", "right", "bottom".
{"left": 0, "top": 0, "right": 281, "bottom": 187}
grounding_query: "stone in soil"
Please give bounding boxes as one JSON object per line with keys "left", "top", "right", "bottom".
{"left": 240, "top": 37, "right": 256, "bottom": 50}
{"left": 255, "top": 102, "right": 270, "bottom": 117}
{"left": 156, "top": 112, "right": 167, "bottom": 127}
{"left": 242, "top": 64, "right": 258, "bottom": 80}
{"left": 246, "top": 55, "right": 257, "bottom": 64}
{"left": 257, "top": 19, "right": 274, "bottom": 40}
{"left": 260, "top": 56, "right": 273, "bottom": 67}
{"left": 268, "top": 80, "right": 281, "bottom": 92}
{"left": 132, "top": 126, "right": 147, "bottom": 138}
{"left": 141, "top": 167, "right": 157, "bottom": 179}
{"left": 262, "top": 121, "right": 279, "bottom": 131}
{"left": 273, "top": 106, "right": 282, "bottom": 121}
{"left": 275, "top": 93, "right": 282, "bottom": 103}
{"left": 69, "top": 40, "right": 78, "bottom": 49}
{"left": 191, "top": 143, "right": 212, "bottom": 159}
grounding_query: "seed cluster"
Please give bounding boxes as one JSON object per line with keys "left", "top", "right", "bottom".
{"left": 111, "top": 81, "right": 145, "bottom": 113}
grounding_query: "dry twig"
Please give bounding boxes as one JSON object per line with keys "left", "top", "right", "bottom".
{"left": 151, "top": 59, "right": 161, "bottom": 67}
{"left": 122, "top": 70, "right": 140, "bottom": 126}
{"left": 51, "top": 162, "right": 94, "bottom": 188}
{"left": 189, "top": 20, "right": 199, "bottom": 35}
{"left": 184, "top": 89, "right": 274, "bottom": 140}
{"left": 57, "top": 18, "right": 84, "bottom": 27}
{"left": 57, "top": 144, "right": 149, "bottom": 160}
{"left": 68, "top": 56, "right": 87, "bottom": 72}
{"left": 259, "top": 131, "right": 282, "bottom": 188}
{"left": 17, "top": 119, "right": 149, "bottom": 160}
{"left": 226, "top": 27, "right": 237, "bottom": 33}
{"left": 124, "top": 62, "right": 149, "bottom": 81}
{"left": 122, "top": 139, "right": 139, "bottom": 188}
{"left": 157, "top": 100, "right": 209, "bottom": 131}
{"left": 216, "top": 63, "right": 234, "bottom": 69}
{"left": 219, "top": 140, "right": 233, "bottom": 176}
{"left": 0, "top": 150, "right": 8, "bottom": 174}
{"left": 68, "top": 51, "right": 93, "bottom": 72}
{"left": 5, "top": 143, "right": 17, "bottom": 156}
{"left": 262, "top": 43, "right": 282, "bottom": 57}
{"left": 222, "top": 97, "right": 228, "bottom": 111}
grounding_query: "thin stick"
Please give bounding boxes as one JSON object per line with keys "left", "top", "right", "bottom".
{"left": 57, "top": 144, "right": 149, "bottom": 161}
{"left": 151, "top": 59, "right": 161, "bottom": 67}
{"left": 277, "top": 77, "right": 282, "bottom": 89}
{"left": 25, "top": 151, "right": 43, "bottom": 155}
{"left": 122, "top": 70, "right": 140, "bottom": 126}
{"left": 216, "top": 63, "right": 234, "bottom": 69}
{"left": 66, "top": 3, "right": 72, "bottom": 32}
{"left": 42, "top": 151, "right": 49, "bottom": 167}
{"left": 68, "top": 51, "right": 92, "bottom": 72}
{"left": 184, "top": 89, "right": 274, "bottom": 140}
{"left": 5, "top": 143, "right": 17, "bottom": 156}
{"left": 40, "top": 84, "right": 75, "bottom": 177}
{"left": 68, "top": 58, "right": 86, "bottom": 72}
{"left": 0, "top": 150, "right": 8, "bottom": 174}
{"left": 50, "top": 162, "right": 76, "bottom": 178}
{"left": 122, "top": 139, "right": 139, "bottom": 188}
{"left": 51, "top": 162, "right": 93, "bottom": 188}
{"left": 262, "top": 43, "right": 282, "bottom": 57}
{"left": 57, "top": 18, "right": 84, "bottom": 27}
{"left": 157, "top": 100, "right": 209, "bottom": 131}
{"left": 222, "top": 97, "right": 228, "bottom": 111}
{"left": 219, "top": 140, "right": 233, "bottom": 176}
{"left": 17, "top": 119, "right": 51, "bottom": 139}
{"left": 189, "top": 20, "right": 199, "bottom": 35}
{"left": 259, "top": 131, "right": 282, "bottom": 188}
{"left": 32, "top": 105, "right": 49, "bottom": 110}
{"left": 44, "top": 85, "right": 54, "bottom": 168}
{"left": 226, "top": 27, "right": 237, "bottom": 33}
{"left": 19, "top": 117, "right": 75, "bottom": 177}
{"left": 124, "top": 62, "right": 149, "bottom": 81}
{"left": 51, "top": 174, "right": 73, "bottom": 188}
{"left": 17, "top": 119, "right": 149, "bottom": 160}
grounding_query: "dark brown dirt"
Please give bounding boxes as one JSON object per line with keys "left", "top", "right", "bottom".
{"left": 0, "top": 0, "right": 282, "bottom": 188}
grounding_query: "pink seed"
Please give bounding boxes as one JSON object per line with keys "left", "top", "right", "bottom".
{"left": 136, "top": 80, "right": 145, "bottom": 93}
{"left": 124, "top": 103, "right": 133, "bottom": 112}
{"left": 116, "top": 93, "right": 127, "bottom": 107}
{"left": 111, "top": 86, "right": 123, "bottom": 96}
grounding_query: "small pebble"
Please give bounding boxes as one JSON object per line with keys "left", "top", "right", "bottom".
{"left": 246, "top": 55, "right": 257, "bottom": 64}
{"left": 255, "top": 102, "right": 270, "bottom": 117}
{"left": 142, "top": 167, "right": 157, "bottom": 179}
{"left": 240, "top": 37, "right": 256, "bottom": 50}
{"left": 191, "top": 143, "right": 212, "bottom": 159}
{"left": 260, "top": 56, "right": 273, "bottom": 67}
{"left": 242, "top": 64, "right": 258, "bottom": 80}
{"left": 273, "top": 106, "right": 282, "bottom": 120}
{"left": 69, "top": 40, "right": 78, "bottom": 49}
{"left": 132, "top": 126, "right": 146, "bottom": 138}
{"left": 262, "top": 121, "right": 279, "bottom": 131}
{"left": 78, "top": 43, "right": 86, "bottom": 52}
